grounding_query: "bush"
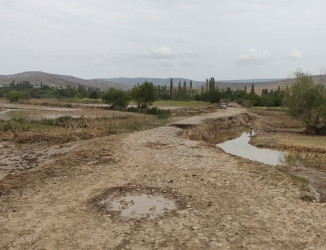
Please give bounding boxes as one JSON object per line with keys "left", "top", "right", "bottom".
{"left": 5, "top": 91, "right": 28, "bottom": 102}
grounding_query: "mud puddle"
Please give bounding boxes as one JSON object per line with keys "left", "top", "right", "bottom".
{"left": 95, "top": 187, "right": 184, "bottom": 221}
{"left": 217, "top": 131, "right": 326, "bottom": 202}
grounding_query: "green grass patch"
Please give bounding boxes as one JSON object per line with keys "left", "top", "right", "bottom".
{"left": 0, "top": 118, "right": 51, "bottom": 132}
{"left": 152, "top": 100, "right": 211, "bottom": 108}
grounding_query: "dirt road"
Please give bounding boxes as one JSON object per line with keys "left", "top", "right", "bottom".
{"left": 1, "top": 107, "right": 325, "bottom": 249}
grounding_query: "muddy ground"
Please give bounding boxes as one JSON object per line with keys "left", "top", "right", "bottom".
{"left": 1, "top": 105, "right": 326, "bottom": 249}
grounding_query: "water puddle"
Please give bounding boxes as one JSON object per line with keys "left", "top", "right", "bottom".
{"left": 100, "top": 194, "right": 176, "bottom": 220}
{"left": 96, "top": 187, "right": 182, "bottom": 221}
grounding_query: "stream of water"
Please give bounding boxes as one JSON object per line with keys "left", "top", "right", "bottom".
{"left": 217, "top": 131, "right": 319, "bottom": 167}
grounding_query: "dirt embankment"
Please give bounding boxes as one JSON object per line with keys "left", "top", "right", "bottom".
{"left": 180, "top": 112, "right": 253, "bottom": 142}
{"left": 1, "top": 107, "right": 326, "bottom": 249}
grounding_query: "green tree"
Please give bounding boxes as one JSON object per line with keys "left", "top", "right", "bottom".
{"left": 285, "top": 71, "right": 326, "bottom": 134}
{"left": 183, "top": 80, "right": 187, "bottom": 99}
{"left": 101, "top": 88, "right": 130, "bottom": 109}
{"left": 250, "top": 83, "right": 255, "bottom": 95}
{"left": 131, "top": 81, "right": 157, "bottom": 108}
{"left": 209, "top": 77, "right": 215, "bottom": 92}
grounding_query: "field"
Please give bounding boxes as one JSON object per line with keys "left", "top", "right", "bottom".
{"left": 1, "top": 100, "right": 326, "bottom": 249}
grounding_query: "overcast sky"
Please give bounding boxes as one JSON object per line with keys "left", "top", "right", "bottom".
{"left": 1, "top": 0, "right": 325, "bottom": 80}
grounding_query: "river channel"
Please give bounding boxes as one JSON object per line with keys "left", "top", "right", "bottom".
{"left": 217, "top": 131, "right": 326, "bottom": 202}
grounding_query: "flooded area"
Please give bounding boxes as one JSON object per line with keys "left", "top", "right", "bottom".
{"left": 217, "top": 131, "right": 326, "bottom": 202}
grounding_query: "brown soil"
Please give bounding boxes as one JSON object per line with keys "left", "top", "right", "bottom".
{"left": 1, "top": 106, "right": 326, "bottom": 249}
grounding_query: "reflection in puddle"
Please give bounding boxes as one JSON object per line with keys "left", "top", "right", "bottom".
{"left": 99, "top": 193, "right": 177, "bottom": 220}
{"left": 279, "top": 152, "right": 321, "bottom": 168}
{"left": 217, "top": 131, "right": 319, "bottom": 167}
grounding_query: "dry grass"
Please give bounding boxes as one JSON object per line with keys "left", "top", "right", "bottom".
{"left": 0, "top": 115, "right": 165, "bottom": 144}
{"left": 250, "top": 109, "right": 305, "bottom": 132}
{"left": 249, "top": 109, "right": 326, "bottom": 152}
{"left": 251, "top": 132, "right": 326, "bottom": 153}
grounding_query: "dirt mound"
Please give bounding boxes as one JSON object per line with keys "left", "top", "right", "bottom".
{"left": 182, "top": 113, "right": 254, "bottom": 141}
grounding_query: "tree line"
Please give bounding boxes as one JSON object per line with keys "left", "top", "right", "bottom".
{"left": 0, "top": 78, "right": 289, "bottom": 108}
{"left": 0, "top": 80, "right": 101, "bottom": 101}
{"left": 153, "top": 77, "right": 285, "bottom": 107}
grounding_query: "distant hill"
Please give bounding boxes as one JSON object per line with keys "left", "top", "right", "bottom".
{"left": 0, "top": 71, "right": 130, "bottom": 90}
{"left": 214, "top": 75, "right": 326, "bottom": 94}
{"left": 222, "top": 78, "right": 285, "bottom": 84}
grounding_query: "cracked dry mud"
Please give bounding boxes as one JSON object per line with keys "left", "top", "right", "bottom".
{"left": 0, "top": 107, "right": 326, "bottom": 249}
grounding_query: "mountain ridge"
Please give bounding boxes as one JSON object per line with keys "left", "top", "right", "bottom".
{"left": 0, "top": 71, "right": 129, "bottom": 90}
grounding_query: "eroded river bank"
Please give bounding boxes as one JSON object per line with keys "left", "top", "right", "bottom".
{"left": 179, "top": 108, "right": 326, "bottom": 203}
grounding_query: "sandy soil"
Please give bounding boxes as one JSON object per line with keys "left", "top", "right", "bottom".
{"left": 1, "top": 107, "right": 326, "bottom": 249}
